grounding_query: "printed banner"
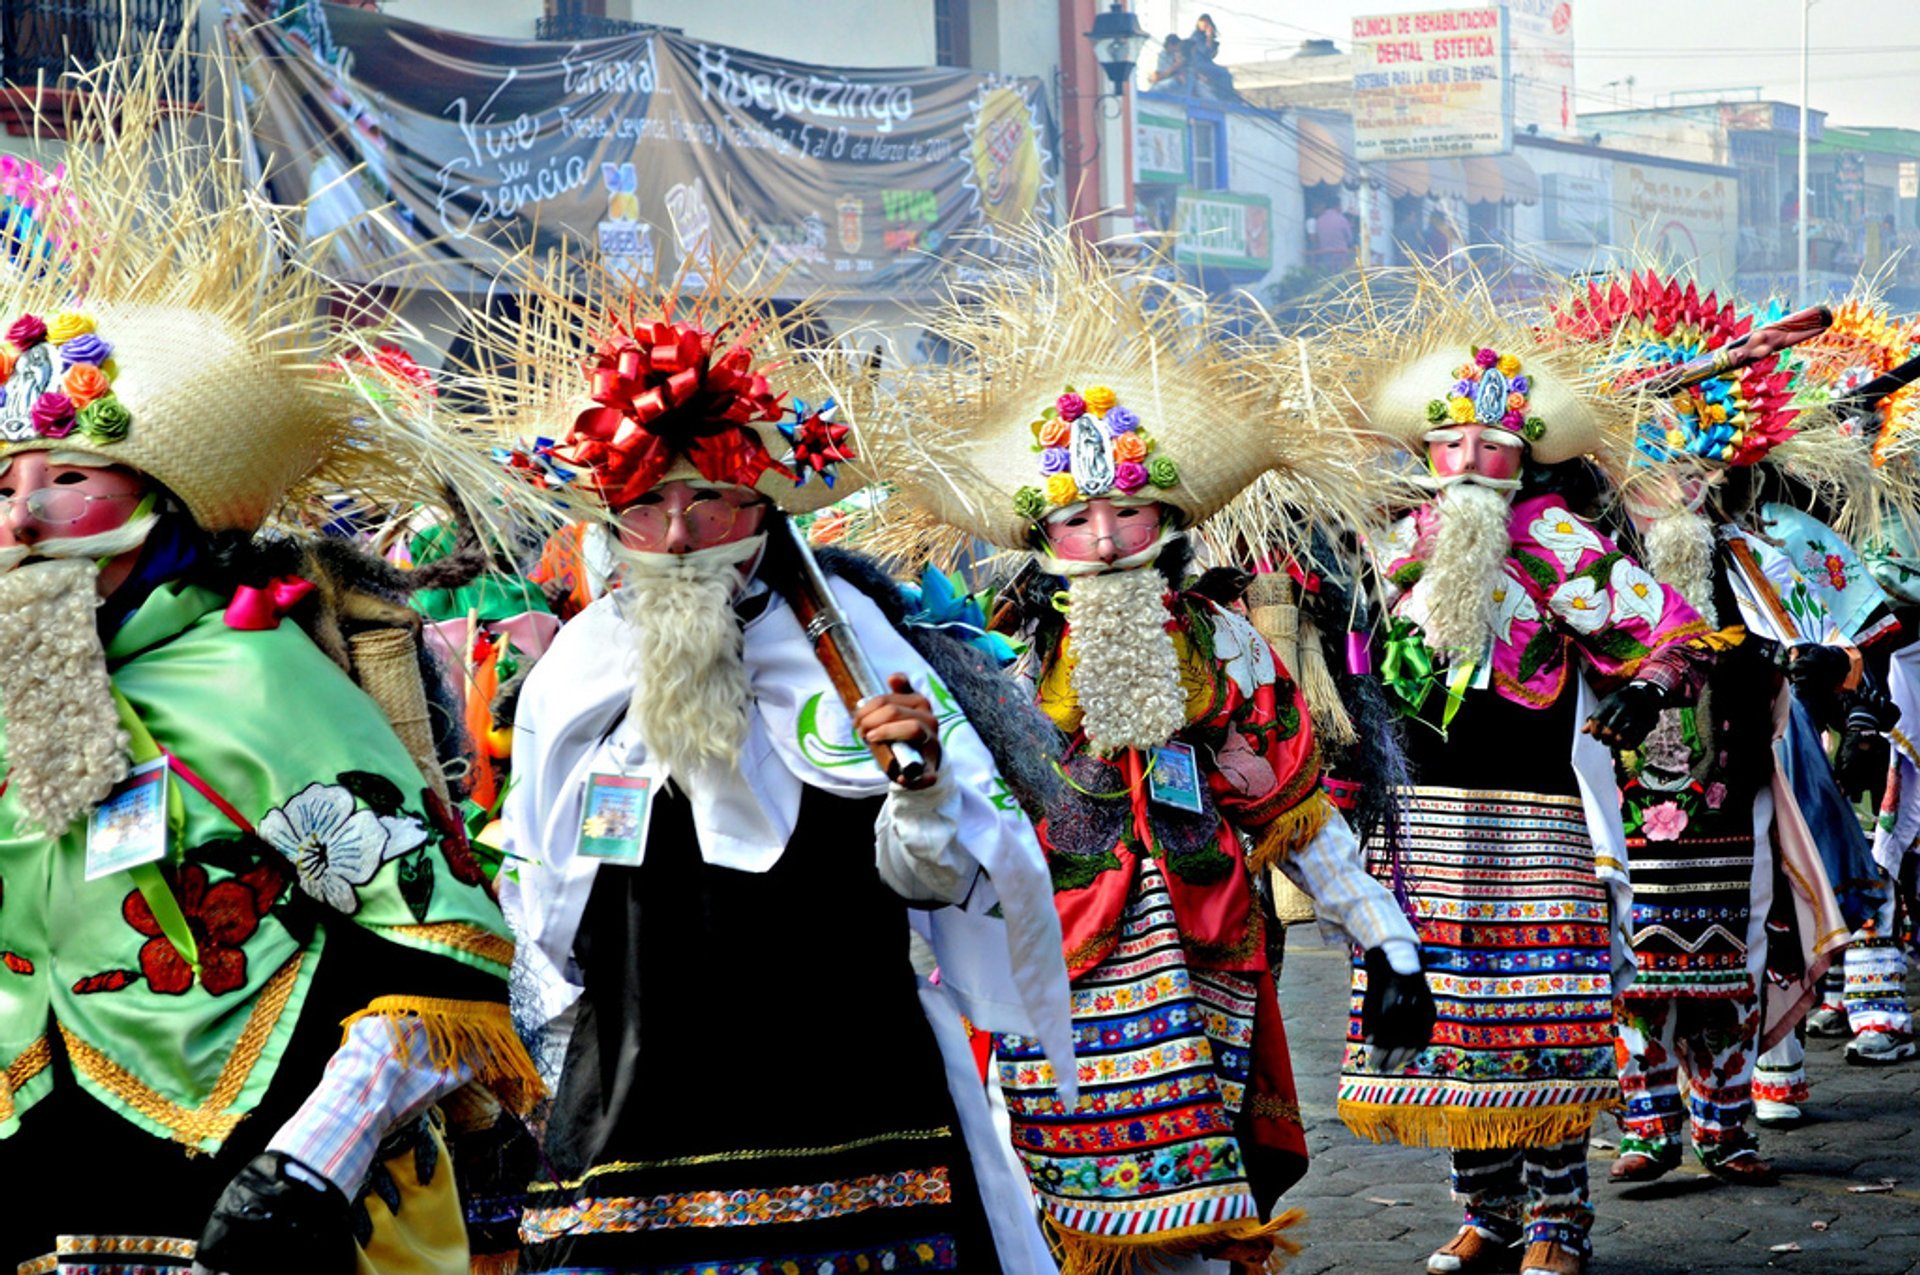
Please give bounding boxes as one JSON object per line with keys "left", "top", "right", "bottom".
{"left": 230, "top": 0, "right": 1057, "bottom": 298}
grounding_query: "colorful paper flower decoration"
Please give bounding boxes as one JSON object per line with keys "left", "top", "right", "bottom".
{"left": 902, "top": 565, "right": 1020, "bottom": 667}
{"left": 492, "top": 437, "right": 577, "bottom": 489}
{"left": 780, "top": 396, "right": 857, "bottom": 487}
{"left": 334, "top": 344, "right": 438, "bottom": 409}
{"left": 1428, "top": 347, "right": 1545, "bottom": 443}
{"left": 0, "top": 310, "right": 129, "bottom": 446}
{"left": 1775, "top": 298, "right": 1920, "bottom": 467}
{"left": 1552, "top": 269, "right": 1797, "bottom": 467}
{"left": 563, "top": 316, "right": 791, "bottom": 509}
{"left": 1012, "top": 383, "right": 1179, "bottom": 521}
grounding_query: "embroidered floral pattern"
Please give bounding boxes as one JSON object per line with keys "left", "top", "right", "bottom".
{"left": 259, "top": 783, "right": 427, "bottom": 915}
{"left": 116, "top": 862, "right": 287, "bottom": 996}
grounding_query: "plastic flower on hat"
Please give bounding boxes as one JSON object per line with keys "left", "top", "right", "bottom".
{"left": 1442, "top": 347, "right": 1532, "bottom": 431}
{"left": 779, "top": 396, "right": 856, "bottom": 487}
{"left": 1020, "top": 382, "right": 1178, "bottom": 518}
{"left": 563, "top": 313, "right": 791, "bottom": 509}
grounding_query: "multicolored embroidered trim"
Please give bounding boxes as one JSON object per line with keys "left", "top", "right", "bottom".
{"left": 18, "top": 1233, "right": 198, "bottom": 1275}
{"left": 525, "top": 1127, "right": 957, "bottom": 1193}
{"left": 519, "top": 1167, "right": 953, "bottom": 1241}
{"left": 59, "top": 953, "right": 302, "bottom": 1148}
{"left": 642, "top": 1236, "right": 960, "bottom": 1274}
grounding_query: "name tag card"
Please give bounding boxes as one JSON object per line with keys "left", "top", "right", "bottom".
{"left": 577, "top": 771, "right": 657, "bottom": 863}
{"left": 1147, "top": 742, "right": 1205, "bottom": 813}
{"left": 86, "top": 758, "right": 171, "bottom": 880}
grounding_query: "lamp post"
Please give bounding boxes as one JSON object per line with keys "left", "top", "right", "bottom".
{"left": 1087, "top": 2, "right": 1150, "bottom": 103}
{"left": 1797, "top": 0, "right": 1813, "bottom": 306}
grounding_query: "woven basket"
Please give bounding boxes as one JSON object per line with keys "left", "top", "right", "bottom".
{"left": 1270, "top": 866, "right": 1317, "bottom": 925}
{"left": 349, "top": 626, "right": 451, "bottom": 805}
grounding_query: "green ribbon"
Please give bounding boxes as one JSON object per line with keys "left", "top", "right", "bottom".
{"left": 109, "top": 686, "right": 201, "bottom": 978}
{"left": 1381, "top": 618, "right": 1436, "bottom": 715}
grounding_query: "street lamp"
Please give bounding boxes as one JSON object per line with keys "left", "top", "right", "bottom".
{"left": 1086, "top": 2, "right": 1150, "bottom": 99}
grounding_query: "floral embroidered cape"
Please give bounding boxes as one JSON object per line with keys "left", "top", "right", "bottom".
{"left": 1376, "top": 493, "right": 1709, "bottom": 710}
{"left": 1757, "top": 504, "right": 1894, "bottom": 646}
{"left": 0, "top": 584, "right": 515, "bottom": 1150}
{"left": 1034, "top": 593, "right": 1329, "bottom": 978}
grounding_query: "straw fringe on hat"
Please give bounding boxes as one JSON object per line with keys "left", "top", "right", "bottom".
{"left": 0, "top": 48, "right": 369, "bottom": 533}
{"left": 870, "top": 225, "right": 1384, "bottom": 562}
{"left": 465, "top": 245, "right": 878, "bottom": 518}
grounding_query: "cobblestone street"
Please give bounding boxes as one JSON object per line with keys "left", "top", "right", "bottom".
{"left": 1275, "top": 930, "right": 1920, "bottom": 1275}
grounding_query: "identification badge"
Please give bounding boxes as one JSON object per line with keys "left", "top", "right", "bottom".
{"left": 1147, "top": 742, "right": 1205, "bottom": 813}
{"left": 86, "top": 757, "right": 171, "bottom": 880}
{"left": 577, "top": 770, "right": 656, "bottom": 862}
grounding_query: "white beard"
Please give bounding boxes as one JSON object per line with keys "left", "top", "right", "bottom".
{"left": 1066, "top": 566, "right": 1188, "bottom": 754}
{"left": 1420, "top": 481, "right": 1514, "bottom": 657}
{"left": 0, "top": 559, "right": 133, "bottom": 835}
{"left": 1644, "top": 508, "right": 1719, "bottom": 627}
{"left": 611, "top": 535, "right": 765, "bottom": 782}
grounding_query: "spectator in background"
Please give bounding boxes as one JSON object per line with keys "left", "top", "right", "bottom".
{"left": 1187, "top": 13, "right": 1232, "bottom": 96}
{"left": 1425, "top": 209, "right": 1455, "bottom": 262}
{"left": 1149, "top": 33, "right": 1187, "bottom": 89}
{"left": 1314, "top": 197, "right": 1354, "bottom": 271}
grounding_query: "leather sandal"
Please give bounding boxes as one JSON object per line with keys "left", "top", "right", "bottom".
{"left": 1608, "top": 1151, "right": 1675, "bottom": 1183}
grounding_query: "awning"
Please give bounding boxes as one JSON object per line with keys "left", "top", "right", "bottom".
{"left": 1461, "top": 151, "right": 1541, "bottom": 206}
{"left": 1367, "top": 157, "right": 1468, "bottom": 201}
{"left": 1297, "top": 115, "right": 1359, "bottom": 188}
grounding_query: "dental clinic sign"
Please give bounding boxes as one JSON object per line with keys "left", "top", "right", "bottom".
{"left": 1351, "top": 7, "right": 1511, "bottom": 161}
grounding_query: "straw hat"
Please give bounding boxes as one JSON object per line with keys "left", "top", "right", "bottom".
{"left": 878, "top": 227, "right": 1373, "bottom": 556}
{"left": 1362, "top": 343, "right": 1608, "bottom": 466}
{"left": 474, "top": 248, "right": 873, "bottom": 517}
{"left": 0, "top": 55, "right": 355, "bottom": 533}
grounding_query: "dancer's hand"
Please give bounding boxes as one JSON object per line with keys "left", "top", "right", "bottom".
{"left": 1583, "top": 681, "right": 1664, "bottom": 750}
{"left": 1361, "top": 946, "right": 1436, "bottom": 1073}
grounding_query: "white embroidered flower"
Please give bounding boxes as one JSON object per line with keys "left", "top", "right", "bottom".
{"left": 1491, "top": 569, "right": 1541, "bottom": 644}
{"left": 1376, "top": 515, "right": 1420, "bottom": 569}
{"left": 1528, "top": 510, "right": 1604, "bottom": 570}
{"left": 1610, "top": 558, "right": 1666, "bottom": 629}
{"left": 260, "top": 783, "right": 392, "bottom": 915}
{"left": 1549, "top": 576, "right": 1612, "bottom": 634}
{"left": 1209, "top": 604, "right": 1276, "bottom": 697}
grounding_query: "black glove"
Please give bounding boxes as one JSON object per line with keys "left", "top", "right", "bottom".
{"left": 1788, "top": 643, "right": 1852, "bottom": 695}
{"left": 1585, "top": 680, "right": 1666, "bottom": 750}
{"left": 1835, "top": 728, "right": 1891, "bottom": 801}
{"left": 1360, "top": 946, "right": 1436, "bottom": 1072}
{"left": 195, "top": 1152, "right": 355, "bottom": 1275}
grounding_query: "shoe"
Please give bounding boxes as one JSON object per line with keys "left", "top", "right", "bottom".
{"left": 1752, "top": 1098, "right": 1801, "bottom": 1125}
{"left": 1700, "top": 1142, "right": 1779, "bottom": 1186}
{"left": 1806, "top": 1004, "right": 1850, "bottom": 1037}
{"left": 1427, "top": 1225, "right": 1521, "bottom": 1274}
{"left": 1609, "top": 1151, "right": 1676, "bottom": 1183}
{"left": 1846, "top": 1030, "right": 1917, "bottom": 1065}
{"left": 1519, "top": 1240, "right": 1587, "bottom": 1275}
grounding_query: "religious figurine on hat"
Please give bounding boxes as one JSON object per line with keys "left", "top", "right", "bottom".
{"left": 1331, "top": 266, "right": 1718, "bottom": 1275}
{"left": 493, "top": 252, "right": 1075, "bottom": 1273}
{"left": 872, "top": 228, "right": 1431, "bottom": 1275}
{"left": 0, "top": 58, "right": 540, "bottom": 1275}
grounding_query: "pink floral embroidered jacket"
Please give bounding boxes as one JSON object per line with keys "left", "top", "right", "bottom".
{"left": 1378, "top": 493, "right": 1712, "bottom": 710}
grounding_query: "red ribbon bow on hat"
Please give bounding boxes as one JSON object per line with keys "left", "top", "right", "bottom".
{"left": 563, "top": 318, "right": 793, "bottom": 509}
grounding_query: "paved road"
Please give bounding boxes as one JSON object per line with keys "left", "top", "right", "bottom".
{"left": 1273, "top": 927, "right": 1920, "bottom": 1275}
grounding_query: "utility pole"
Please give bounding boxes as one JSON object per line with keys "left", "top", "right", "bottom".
{"left": 1797, "top": 0, "right": 1811, "bottom": 306}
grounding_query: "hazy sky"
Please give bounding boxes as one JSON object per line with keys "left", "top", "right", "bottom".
{"left": 1143, "top": 0, "right": 1920, "bottom": 130}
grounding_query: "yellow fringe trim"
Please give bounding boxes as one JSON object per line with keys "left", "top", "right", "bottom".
{"left": 1050, "top": 1209, "right": 1306, "bottom": 1275}
{"left": 1247, "top": 790, "right": 1333, "bottom": 872}
{"left": 342, "top": 996, "right": 545, "bottom": 1115}
{"left": 1337, "top": 1099, "right": 1612, "bottom": 1151}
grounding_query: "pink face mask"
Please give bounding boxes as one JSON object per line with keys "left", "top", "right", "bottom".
{"left": 1043, "top": 498, "right": 1166, "bottom": 565}
{"left": 1424, "top": 423, "right": 1525, "bottom": 488}
{"left": 0, "top": 453, "right": 147, "bottom": 548}
{"left": 614, "top": 479, "right": 770, "bottom": 555}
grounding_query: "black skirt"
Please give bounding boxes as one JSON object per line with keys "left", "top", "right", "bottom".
{"left": 522, "top": 783, "right": 999, "bottom": 1274}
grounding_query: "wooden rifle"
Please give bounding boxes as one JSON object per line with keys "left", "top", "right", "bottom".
{"left": 1638, "top": 305, "right": 1833, "bottom": 396}
{"left": 771, "top": 516, "right": 932, "bottom": 788}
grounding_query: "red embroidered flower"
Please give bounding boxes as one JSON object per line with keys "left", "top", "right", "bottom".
{"left": 122, "top": 862, "right": 286, "bottom": 996}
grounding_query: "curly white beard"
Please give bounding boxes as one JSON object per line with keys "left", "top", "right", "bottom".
{"left": 612, "top": 536, "right": 764, "bottom": 781}
{"left": 0, "top": 558, "right": 132, "bottom": 835}
{"left": 1644, "top": 508, "right": 1719, "bottom": 626}
{"left": 1421, "top": 481, "right": 1514, "bottom": 657}
{"left": 1066, "top": 566, "right": 1187, "bottom": 754}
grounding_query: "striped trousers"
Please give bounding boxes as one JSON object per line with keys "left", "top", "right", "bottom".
{"left": 1448, "top": 1132, "right": 1593, "bottom": 1252}
{"left": 1613, "top": 995, "right": 1761, "bottom": 1157}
